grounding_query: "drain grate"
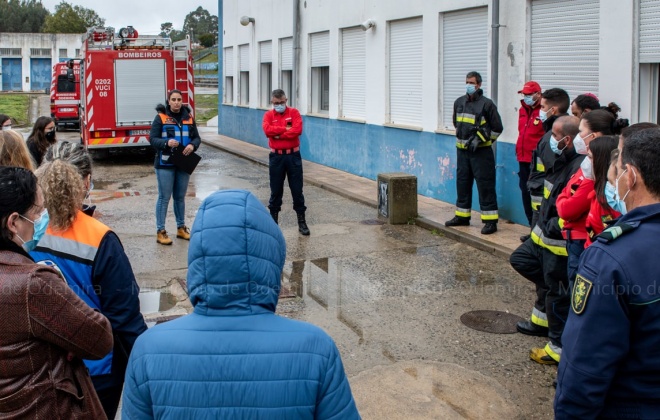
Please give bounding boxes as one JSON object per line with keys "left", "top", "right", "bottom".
{"left": 460, "top": 310, "right": 525, "bottom": 334}
{"left": 360, "top": 219, "right": 386, "bottom": 225}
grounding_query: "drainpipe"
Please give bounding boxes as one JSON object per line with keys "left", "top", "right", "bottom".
{"left": 218, "top": 0, "right": 224, "bottom": 132}
{"left": 491, "top": 0, "right": 500, "bottom": 105}
{"left": 292, "top": 0, "right": 301, "bottom": 107}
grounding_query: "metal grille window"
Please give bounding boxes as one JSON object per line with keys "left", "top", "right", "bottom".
{"left": 441, "top": 7, "right": 488, "bottom": 130}
{"left": 0, "top": 48, "right": 21, "bottom": 56}
{"left": 59, "top": 48, "right": 67, "bottom": 58}
{"left": 341, "top": 27, "right": 366, "bottom": 120}
{"left": 30, "top": 48, "right": 51, "bottom": 57}
{"left": 389, "top": 17, "right": 423, "bottom": 127}
{"left": 75, "top": 49, "right": 81, "bottom": 57}
{"left": 531, "top": 0, "right": 600, "bottom": 100}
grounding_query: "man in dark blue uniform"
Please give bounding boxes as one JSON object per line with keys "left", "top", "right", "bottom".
{"left": 555, "top": 126, "right": 660, "bottom": 418}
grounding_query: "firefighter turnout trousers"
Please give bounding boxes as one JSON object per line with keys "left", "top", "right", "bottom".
{"left": 509, "top": 238, "right": 569, "bottom": 348}
{"left": 455, "top": 147, "right": 498, "bottom": 223}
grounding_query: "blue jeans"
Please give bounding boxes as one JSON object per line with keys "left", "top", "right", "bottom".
{"left": 155, "top": 167, "right": 190, "bottom": 231}
{"left": 566, "top": 231, "right": 586, "bottom": 292}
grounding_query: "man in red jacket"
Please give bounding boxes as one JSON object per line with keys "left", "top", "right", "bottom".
{"left": 517, "top": 81, "right": 545, "bottom": 228}
{"left": 262, "top": 89, "right": 310, "bottom": 235}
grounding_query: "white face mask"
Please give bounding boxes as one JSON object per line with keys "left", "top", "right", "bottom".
{"left": 580, "top": 157, "right": 593, "bottom": 180}
{"left": 573, "top": 133, "right": 593, "bottom": 155}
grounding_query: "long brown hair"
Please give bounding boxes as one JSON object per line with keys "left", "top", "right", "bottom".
{"left": 590, "top": 135, "right": 619, "bottom": 211}
{"left": 26, "top": 116, "right": 55, "bottom": 153}
{"left": 0, "top": 130, "right": 35, "bottom": 171}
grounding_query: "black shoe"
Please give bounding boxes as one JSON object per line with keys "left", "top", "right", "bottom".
{"left": 520, "top": 234, "right": 531, "bottom": 243}
{"left": 297, "top": 213, "right": 310, "bottom": 236}
{"left": 445, "top": 216, "right": 470, "bottom": 227}
{"left": 481, "top": 223, "right": 497, "bottom": 235}
{"left": 516, "top": 320, "right": 549, "bottom": 337}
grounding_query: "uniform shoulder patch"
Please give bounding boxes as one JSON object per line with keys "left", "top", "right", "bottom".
{"left": 597, "top": 223, "right": 634, "bottom": 243}
{"left": 572, "top": 274, "right": 593, "bottom": 315}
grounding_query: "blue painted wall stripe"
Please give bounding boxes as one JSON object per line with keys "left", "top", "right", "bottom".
{"left": 219, "top": 105, "right": 528, "bottom": 226}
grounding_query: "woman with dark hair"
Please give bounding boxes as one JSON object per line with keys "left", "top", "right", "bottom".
{"left": 570, "top": 93, "right": 600, "bottom": 119}
{"left": 574, "top": 106, "right": 629, "bottom": 156}
{"left": 26, "top": 116, "right": 57, "bottom": 166}
{"left": 0, "top": 113, "right": 12, "bottom": 130}
{"left": 149, "top": 89, "right": 201, "bottom": 245}
{"left": 584, "top": 136, "right": 622, "bottom": 247}
{"left": 31, "top": 141, "right": 148, "bottom": 419}
{"left": 0, "top": 166, "right": 112, "bottom": 419}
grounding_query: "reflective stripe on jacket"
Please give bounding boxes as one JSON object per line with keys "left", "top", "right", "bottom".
{"left": 158, "top": 113, "right": 194, "bottom": 166}
{"left": 31, "top": 213, "right": 112, "bottom": 377}
{"left": 452, "top": 89, "right": 503, "bottom": 149}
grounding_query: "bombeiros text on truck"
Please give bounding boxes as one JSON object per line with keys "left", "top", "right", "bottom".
{"left": 79, "top": 25, "right": 195, "bottom": 159}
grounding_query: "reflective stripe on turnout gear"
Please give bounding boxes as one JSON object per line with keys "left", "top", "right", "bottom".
{"left": 531, "top": 225, "right": 568, "bottom": 256}
{"left": 531, "top": 307, "right": 548, "bottom": 327}
{"left": 455, "top": 208, "right": 471, "bottom": 218}
{"left": 481, "top": 210, "right": 498, "bottom": 221}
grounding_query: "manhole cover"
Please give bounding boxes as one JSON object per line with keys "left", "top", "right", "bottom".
{"left": 460, "top": 310, "right": 525, "bottom": 334}
{"left": 360, "top": 219, "right": 386, "bottom": 225}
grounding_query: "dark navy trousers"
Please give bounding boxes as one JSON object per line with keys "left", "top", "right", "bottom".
{"left": 268, "top": 151, "right": 306, "bottom": 214}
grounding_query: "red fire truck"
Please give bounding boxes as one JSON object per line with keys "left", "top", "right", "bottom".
{"left": 50, "top": 59, "right": 81, "bottom": 130}
{"left": 79, "top": 26, "right": 195, "bottom": 158}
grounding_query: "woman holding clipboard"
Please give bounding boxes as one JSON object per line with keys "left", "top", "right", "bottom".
{"left": 149, "top": 89, "right": 201, "bottom": 245}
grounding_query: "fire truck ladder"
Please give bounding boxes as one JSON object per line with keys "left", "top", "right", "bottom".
{"left": 173, "top": 45, "right": 191, "bottom": 105}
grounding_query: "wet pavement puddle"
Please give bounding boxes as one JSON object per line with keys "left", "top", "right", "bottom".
{"left": 139, "top": 290, "right": 181, "bottom": 327}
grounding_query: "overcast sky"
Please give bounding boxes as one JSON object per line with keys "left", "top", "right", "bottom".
{"left": 38, "top": 0, "right": 219, "bottom": 35}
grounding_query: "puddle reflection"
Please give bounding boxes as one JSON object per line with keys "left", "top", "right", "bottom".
{"left": 188, "top": 174, "right": 254, "bottom": 201}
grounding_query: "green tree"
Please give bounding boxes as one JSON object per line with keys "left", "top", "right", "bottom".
{"left": 41, "top": 1, "right": 104, "bottom": 33}
{"left": 198, "top": 33, "right": 215, "bottom": 48}
{"left": 182, "top": 7, "right": 218, "bottom": 43}
{"left": 0, "top": 0, "right": 50, "bottom": 32}
{"left": 159, "top": 21, "right": 186, "bottom": 42}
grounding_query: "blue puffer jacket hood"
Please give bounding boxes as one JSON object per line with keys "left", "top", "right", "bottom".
{"left": 187, "top": 190, "right": 286, "bottom": 316}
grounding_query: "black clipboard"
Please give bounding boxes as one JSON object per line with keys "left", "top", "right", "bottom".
{"left": 169, "top": 146, "right": 201, "bottom": 174}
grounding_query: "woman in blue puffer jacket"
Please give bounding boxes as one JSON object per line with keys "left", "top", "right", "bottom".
{"left": 122, "top": 189, "right": 360, "bottom": 419}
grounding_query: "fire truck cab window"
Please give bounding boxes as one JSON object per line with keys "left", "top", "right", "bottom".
{"left": 57, "top": 75, "right": 76, "bottom": 93}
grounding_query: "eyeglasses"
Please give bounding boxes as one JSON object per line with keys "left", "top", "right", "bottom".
{"left": 271, "top": 100, "right": 286, "bottom": 105}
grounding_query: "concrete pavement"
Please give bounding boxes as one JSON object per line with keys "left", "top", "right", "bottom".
{"left": 198, "top": 126, "right": 529, "bottom": 260}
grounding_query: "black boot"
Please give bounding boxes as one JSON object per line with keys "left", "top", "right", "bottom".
{"left": 270, "top": 211, "right": 279, "bottom": 225}
{"left": 297, "top": 212, "right": 310, "bottom": 236}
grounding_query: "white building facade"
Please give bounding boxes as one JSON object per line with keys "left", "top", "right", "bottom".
{"left": 219, "top": 0, "right": 659, "bottom": 225}
{"left": 0, "top": 33, "right": 83, "bottom": 92}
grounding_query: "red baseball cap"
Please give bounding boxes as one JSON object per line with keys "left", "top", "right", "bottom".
{"left": 518, "top": 81, "right": 541, "bottom": 94}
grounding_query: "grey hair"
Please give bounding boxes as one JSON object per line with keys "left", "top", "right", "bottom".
{"left": 43, "top": 141, "right": 93, "bottom": 179}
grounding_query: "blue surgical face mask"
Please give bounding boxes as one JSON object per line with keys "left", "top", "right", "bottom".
{"left": 605, "top": 182, "right": 626, "bottom": 214}
{"left": 274, "top": 104, "right": 286, "bottom": 113}
{"left": 523, "top": 95, "right": 536, "bottom": 107}
{"left": 539, "top": 109, "right": 548, "bottom": 122}
{"left": 466, "top": 84, "right": 477, "bottom": 95}
{"left": 550, "top": 135, "right": 566, "bottom": 155}
{"left": 17, "top": 209, "right": 49, "bottom": 252}
{"left": 614, "top": 168, "right": 636, "bottom": 215}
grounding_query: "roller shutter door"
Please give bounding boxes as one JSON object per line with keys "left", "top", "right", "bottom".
{"left": 389, "top": 17, "right": 423, "bottom": 127}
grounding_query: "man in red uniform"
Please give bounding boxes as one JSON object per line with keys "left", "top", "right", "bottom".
{"left": 516, "top": 81, "right": 545, "bottom": 227}
{"left": 262, "top": 89, "right": 310, "bottom": 235}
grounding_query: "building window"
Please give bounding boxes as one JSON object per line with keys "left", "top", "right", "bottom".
{"left": 239, "top": 72, "right": 249, "bottom": 105}
{"left": 259, "top": 41, "right": 273, "bottom": 108}
{"left": 0, "top": 48, "right": 22, "bottom": 56}
{"left": 75, "top": 49, "right": 81, "bottom": 57}
{"left": 59, "top": 48, "right": 67, "bottom": 58}
{"left": 310, "top": 31, "right": 330, "bottom": 115}
{"left": 239, "top": 44, "right": 249, "bottom": 106}
{"left": 389, "top": 18, "right": 422, "bottom": 127}
{"left": 223, "top": 46, "right": 234, "bottom": 104}
{"left": 225, "top": 76, "right": 234, "bottom": 104}
{"left": 311, "top": 66, "right": 329, "bottom": 114}
{"left": 280, "top": 37, "right": 294, "bottom": 106}
{"left": 280, "top": 70, "right": 292, "bottom": 102}
{"left": 341, "top": 27, "right": 366, "bottom": 120}
{"left": 441, "top": 8, "right": 488, "bottom": 129}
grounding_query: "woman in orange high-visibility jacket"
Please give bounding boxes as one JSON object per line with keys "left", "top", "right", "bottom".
{"left": 149, "top": 89, "right": 201, "bottom": 245}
